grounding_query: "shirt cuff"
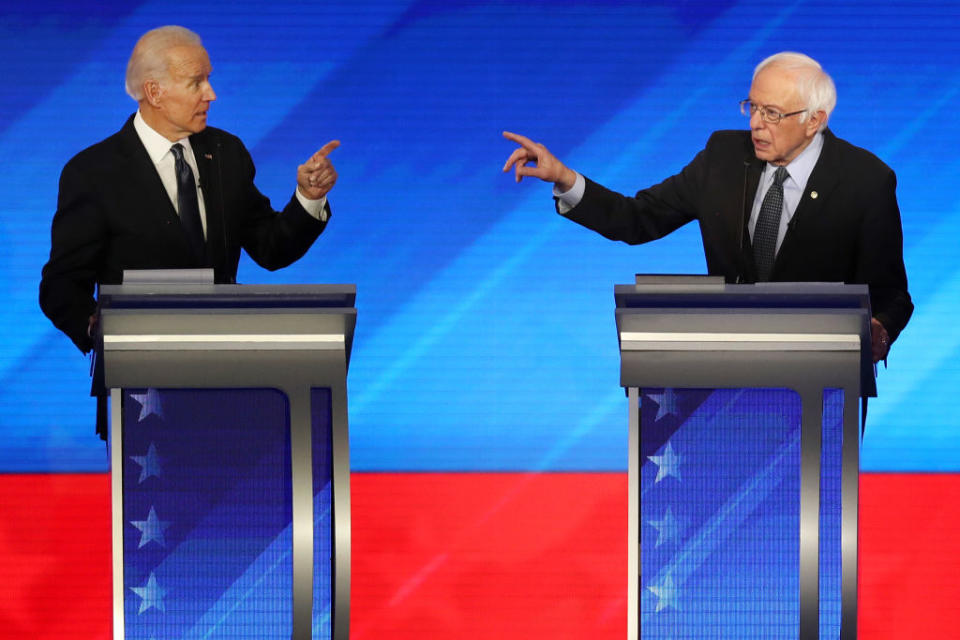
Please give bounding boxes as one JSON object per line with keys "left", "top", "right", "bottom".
{"left": 296, "top": 189, "right": 328, "bottom": 222}
{"left": 552, "top": 172, "right": 585, "bottom": 215}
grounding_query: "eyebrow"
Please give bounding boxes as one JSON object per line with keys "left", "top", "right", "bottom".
{"left": 748, "top": 97, "right": 787, "bottom": 110}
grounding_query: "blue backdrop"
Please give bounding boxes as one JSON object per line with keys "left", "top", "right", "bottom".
{"left": 2, "top": 0, "right": 957, "bottom": 473}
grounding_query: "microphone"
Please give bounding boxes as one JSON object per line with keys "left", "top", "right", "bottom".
{"left": 215, "top": 135, "right": 234, "bottom": 284}
{"left": 737, "top": 159, "right": 751, "bottom": 284}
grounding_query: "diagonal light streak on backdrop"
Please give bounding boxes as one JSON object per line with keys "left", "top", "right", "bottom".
{"left": 640, "top": 426, "right": 800, "bottom": 624}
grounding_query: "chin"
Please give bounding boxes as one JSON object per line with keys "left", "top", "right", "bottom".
{"left": 752, "top": 147, "right": 772, "bottom": 162}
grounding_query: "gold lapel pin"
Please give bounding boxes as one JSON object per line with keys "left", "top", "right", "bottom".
{"left": 810, "top": 191, "right": 818, "bottom": 199}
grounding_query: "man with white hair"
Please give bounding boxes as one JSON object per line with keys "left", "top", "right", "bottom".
{"left": 503, "top": 52, "right": 912, "bottom": 364}
{"left": 40, "top": 25, "right": 340, "bottom": 437}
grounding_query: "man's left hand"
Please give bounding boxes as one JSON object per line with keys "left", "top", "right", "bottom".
{"left": 297, "top": 140, "right": 340, "bottom": 200}
{"left": 871, "top": 317, "right": 890, "bottom": 363}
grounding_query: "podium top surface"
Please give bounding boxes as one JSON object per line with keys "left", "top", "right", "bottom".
{"left": 615, "top": 281, "right": 870, "bottom": 311}
{"left": 99, "top": 283, "right": 356, "bottom": 310}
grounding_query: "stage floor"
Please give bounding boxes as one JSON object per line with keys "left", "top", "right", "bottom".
{"left": 1, "top": 472, "right": 957, "bottom": 639}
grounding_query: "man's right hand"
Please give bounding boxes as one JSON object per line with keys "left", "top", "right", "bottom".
{"left": 297, "top": 140, "right": 340, "bottom": 200}
{"left": 502, "top": 131, "right": 577, "bottom": 192}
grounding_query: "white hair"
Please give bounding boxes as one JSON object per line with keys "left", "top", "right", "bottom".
{"left": 125, "top": 26, "right": 202, "bottom": 101}
{"left": 754, "top": 52, "right": 836, "bottom": 131}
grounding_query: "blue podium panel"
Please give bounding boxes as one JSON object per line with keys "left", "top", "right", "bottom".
{"left": 639, "top": 388, "right": 845, "bottom": 639}
{"left": 119, "top": 387, "right": 333, "bottom": 639}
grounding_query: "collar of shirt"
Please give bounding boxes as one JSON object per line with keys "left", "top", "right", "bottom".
{"left": 132, "top": 111, "right": 207, "bottom": 232}
{"left": 765, "top": 129, "right": 823, "bottom": 196}
{"left": 749, "top": 131, "right": 825, "bottom": 252}
{"left": 133, "top": 110, "right": 198, "bottom": 169}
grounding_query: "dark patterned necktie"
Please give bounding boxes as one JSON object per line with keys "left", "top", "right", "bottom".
{"left": 170, "top": 143, "right": 206, "bottom": 261}
{"left": 752, "top": 166, "right": 789, "bottom": 281}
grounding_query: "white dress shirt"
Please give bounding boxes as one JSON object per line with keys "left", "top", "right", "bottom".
{"left": 133, "top": 111, "right": 327, "bottom": 238}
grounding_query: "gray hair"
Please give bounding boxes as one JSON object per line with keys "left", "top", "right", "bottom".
{"left": 754, "top": 52, "right": 836, "bottom": 131}
{"left": 125, "top": 26, "right": 202, "bottom": 101}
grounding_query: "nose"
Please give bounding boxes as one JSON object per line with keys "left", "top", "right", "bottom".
{"left": 749, "top": 108, "right": 765, "bottom": 130}
{"left": 203, "top": 80, "right": 216, "bottom": 102}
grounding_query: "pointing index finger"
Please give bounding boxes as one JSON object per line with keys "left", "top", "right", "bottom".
{"left": 502, "top": 130, "right": 539, "bottom": 151}
{"left": 317, "top": 140, "right": 341, "bottom": 158}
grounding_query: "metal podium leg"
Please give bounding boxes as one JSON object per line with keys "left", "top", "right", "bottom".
{"left": 109, "top": 389, "right": 126, "bottom": 640}
{"left": 290, "top": 392, "right": 314, "bottom": 640}
{"left": 110, "top": 389, "right": 125, "bottom": 640}
{"left": 800, "top": 387, "right": 823, "bottom": 640}
{"left": 840, "top": 393, "right": 859, "bottom": 640}
{"left": 628, "top": 387, "right": 639, "bottom": 640}
{"left": 331, "top": 383, "right": 352, "bottom": 640}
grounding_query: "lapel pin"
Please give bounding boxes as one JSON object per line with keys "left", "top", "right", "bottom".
{"left": 203, "top": 153, "right": 213, "bottom": 160}
{"left": 810, "top": 190, "right": 818, "bottom": 199}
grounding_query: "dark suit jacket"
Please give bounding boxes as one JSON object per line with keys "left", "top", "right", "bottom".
{"left": 40, "top": 114, "right": 330, "bottom": 354}
{"left": 563, "top": 129, "right": 913, "bottom": 342}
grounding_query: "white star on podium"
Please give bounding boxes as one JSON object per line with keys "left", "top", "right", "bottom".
{"left": 130, "top": 443, "right": 163, "bottom": 483}
{"left": 131, "top": 572, "right": 166, "bottom": 614}
{"left": 130, "top": 506, "right": 171, "bottom": 549}
{"left": 647, "top": 574, "right": 679, "bottom": 612}
{"left": 644, "top": 388, "right": 678, "bottom": 421}
{"left": 130, "top": 389, "right": 164, "bottom": 422}
{"left": 648, "top": 441, "right": 681, "bottom": 483}
{"left": 647, "top": 506, "right": 684, "bottom": 547}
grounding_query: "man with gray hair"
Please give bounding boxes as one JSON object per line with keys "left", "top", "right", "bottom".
{"left": 40, "top": 26, "right": 340, "bottom": 437}
{"left": 502, "top": 51, "right": 912, "bottom": 364}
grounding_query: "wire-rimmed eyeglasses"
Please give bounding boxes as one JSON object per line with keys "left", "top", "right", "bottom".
{"left": 740, "top": 99, "right": 806, "bottom": 124}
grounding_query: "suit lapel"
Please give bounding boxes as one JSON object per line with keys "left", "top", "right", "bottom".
{"left": 118, "top": 116, "right": 178, "bottom": 222}
{"left": 191, "top": 132, "right": 225, "bottom": 273}
{"left": 740, "top": 137, "right": 764, "bottom": 282}
{"left": 117, "top": 116, "right": 198, "bottom": 259}
{"left": 774, "top": 129, "right": 842, "bottom": 273}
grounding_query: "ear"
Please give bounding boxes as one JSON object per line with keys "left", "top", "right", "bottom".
{"left": 805, "top": 109, "right": 826, "bottom": 135}
{"left": 144, "top": 80, "right": 163, "bottom": 107}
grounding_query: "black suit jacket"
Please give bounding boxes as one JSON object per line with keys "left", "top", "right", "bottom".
{"left": 40, "top": 114, "right": 329, "bottom": 353}
{"left": 564, "top": 129, "right": 913, "bottom": 342}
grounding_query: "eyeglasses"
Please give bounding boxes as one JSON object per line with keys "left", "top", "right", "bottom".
{"left": 740, "top": 99, "right": 806, "bottom": 124}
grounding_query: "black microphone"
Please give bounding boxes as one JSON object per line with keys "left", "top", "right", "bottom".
{"left": 737, "top": 159, "right": 751, "bottom": 284}
{"left": 215, "top": 136, "right": 234, "bottom": 284}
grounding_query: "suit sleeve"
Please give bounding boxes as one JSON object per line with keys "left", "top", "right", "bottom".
{"left": 561, "top": 143, "right": 711, "bottom": 245}
{"left": 39, "top": 160, "right": 105, "bottom": 353}
{"left": 233, "top": 139, "right": 329, "bottom": 271}
{"left": 858, "top": 168, "right": 913, "bottom": 343}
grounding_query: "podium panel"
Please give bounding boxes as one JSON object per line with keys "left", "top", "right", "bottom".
{"left": 637, "top": 387, "right": 845, "bottom": 638}
{"left": 118, "top": 387, "right": 334, "bottom": 637}
{"left": 100, "top": 282, "right": 354, "bottom": 640}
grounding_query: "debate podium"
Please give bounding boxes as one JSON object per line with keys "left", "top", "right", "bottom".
{"left": 98, "top": 275, "right": 355, "bottom": 640}
{"left": 618, "top": 278, "right": 871, "bottom": 640}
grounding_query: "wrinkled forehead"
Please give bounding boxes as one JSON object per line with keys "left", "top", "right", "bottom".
{"left": 749, "top": 65, "right": 802, "bottom": 106}
{"left": 164, "top": 44, "right": 212, "bottom": 79}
